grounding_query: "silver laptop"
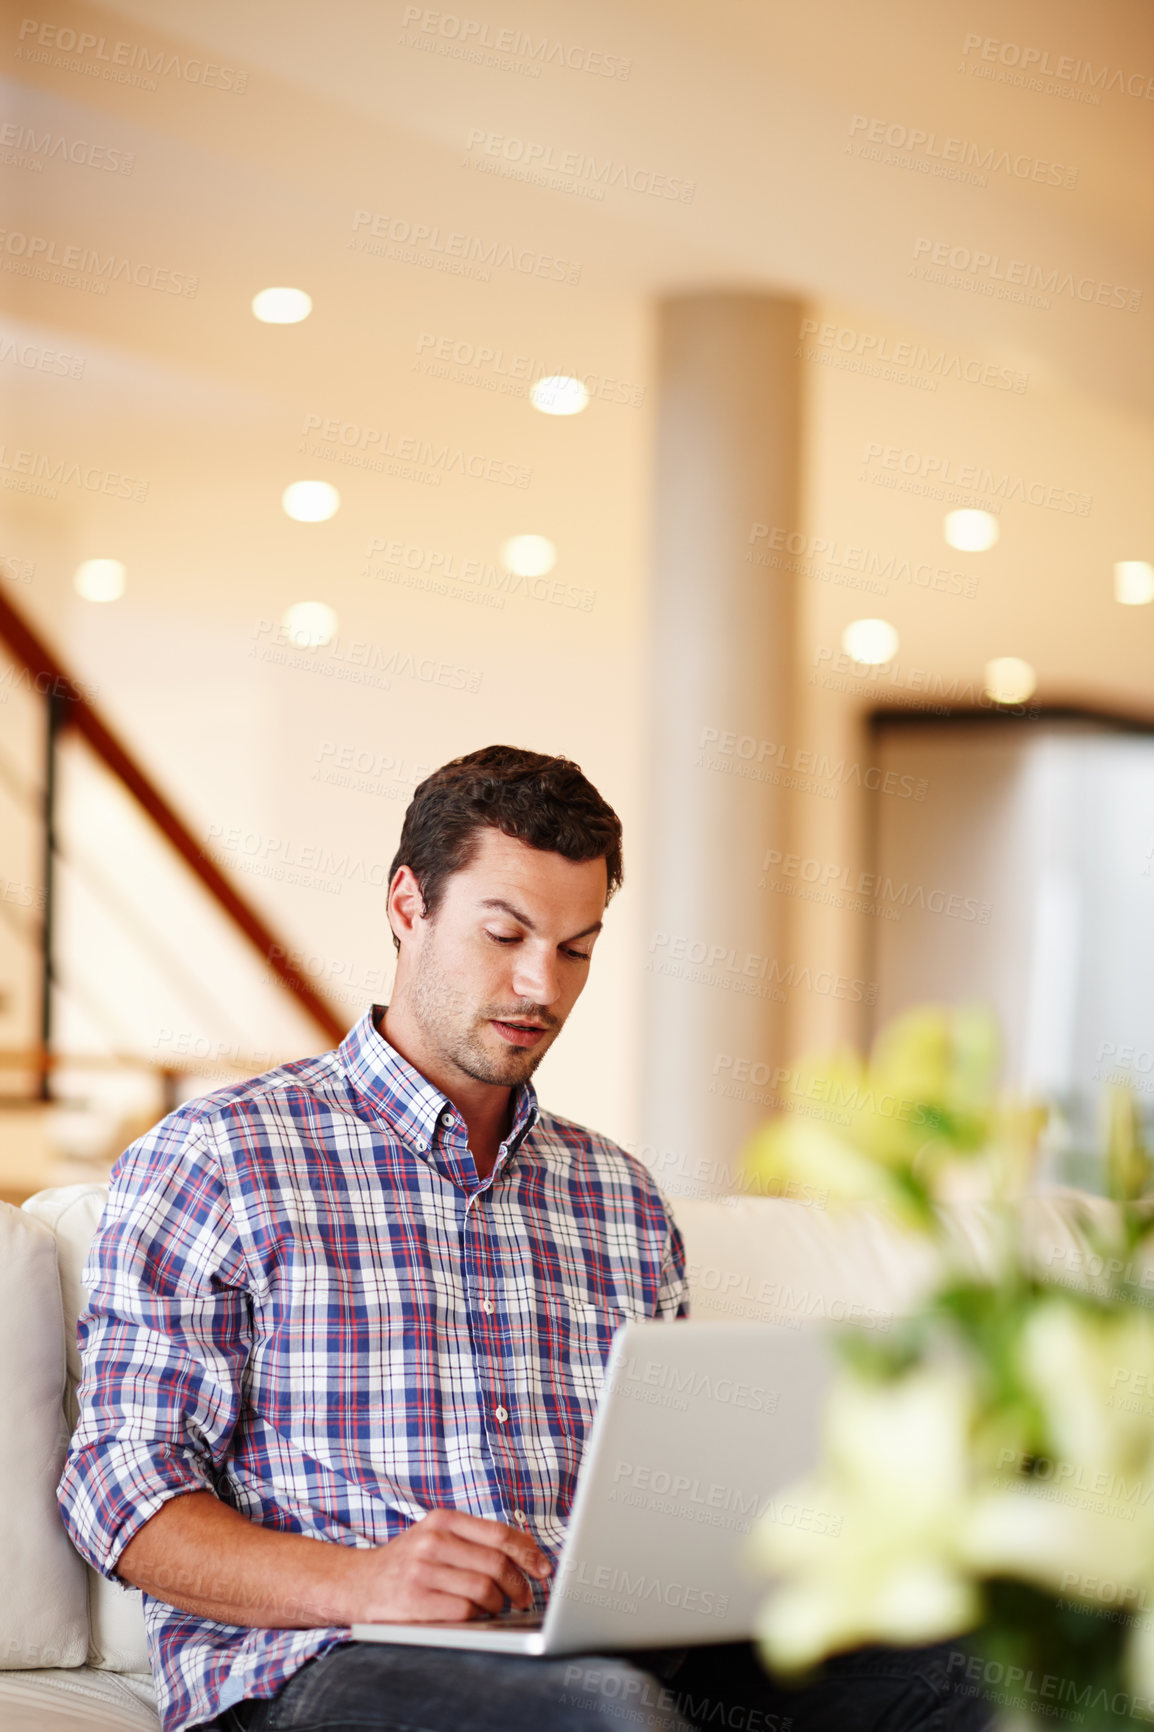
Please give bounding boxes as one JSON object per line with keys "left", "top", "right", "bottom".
{"left": 352, "top": 1319, "right": 833, "bottom": 1656}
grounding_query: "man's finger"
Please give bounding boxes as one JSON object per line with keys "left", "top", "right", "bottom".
{"left": 425, "top": 1510, "right": 551, "bottom": 1576}
{"left": 420, "top": 1564, "right": 511, "bottom": 1618}
{"left": 405, "top": 1588, "right": 480, "bottom": 1624}
{"left": 420, "top": 1534, "right": 536, "bottom": 1605}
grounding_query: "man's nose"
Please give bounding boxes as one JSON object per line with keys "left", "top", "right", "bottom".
{"left": 511, "top": 946, "right": 561, "bottom": 1006}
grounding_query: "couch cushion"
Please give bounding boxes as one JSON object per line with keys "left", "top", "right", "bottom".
{"left": 0, "top": 1667, "right": 158, "bottom": 1731}
{"left": 21, "top": 1180, "right": 1131, "bottom": 1689}
{"left": 669, "top": 1189, "right": 1128, "bottom": 1327}
{"left": 671, "top": 1194, "right": 936, "bottom": 1328}
{"left": 23, "top": 1187, "right": 151, "bottom": 1675}
{"left": 0, "top": 1202, "right": 88, "bottom": 1669}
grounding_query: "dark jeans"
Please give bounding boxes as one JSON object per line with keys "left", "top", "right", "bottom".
{"left": 201, "top": 1637, "right": 995, "bottom": 1731}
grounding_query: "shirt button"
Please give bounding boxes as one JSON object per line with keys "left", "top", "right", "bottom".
{"left": 513, "top": 1509, "right": 527, "bottom": 1526}
{"left": 481, "top": 1299, "right": 494, "bottom": 1315}
{"left": 440, "top": 1110, "right": 453, "bottom": 1126}
{"left": 495, "top": 1405, "right": 508, "bottom": 1424}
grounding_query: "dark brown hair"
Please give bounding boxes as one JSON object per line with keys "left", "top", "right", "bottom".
{"left": 387, "top": 745, "right": 623, "bottom": 947}
{"left": 386, "top": 737, "right": 620, "bottom": 942}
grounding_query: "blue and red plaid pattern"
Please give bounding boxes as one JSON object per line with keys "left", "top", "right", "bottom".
{"left": 58, "top": 1007, "right": 689, "bottom": 1732}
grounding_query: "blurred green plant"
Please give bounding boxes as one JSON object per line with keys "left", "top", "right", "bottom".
{"left": 743, "top": 1005, "right": 1154, "bottom": 1731}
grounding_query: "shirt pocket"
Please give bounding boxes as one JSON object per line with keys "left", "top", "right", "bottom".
{"left": 534, "top": 1294, "right": 640, "bottom": 1421}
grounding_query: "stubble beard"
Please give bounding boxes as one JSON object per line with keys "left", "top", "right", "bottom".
{"left": 407, "top": 940, "right": 559, "bottom": 1088}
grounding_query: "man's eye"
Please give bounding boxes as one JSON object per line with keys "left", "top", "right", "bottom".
{"left": 563, "top": 949, "right": 592, "bottom": 963}
{"left": 485, "top": 931, "right": 519, "bottom": 945}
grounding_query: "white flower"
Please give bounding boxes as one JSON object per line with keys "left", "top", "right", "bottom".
{"left": 752, "top": 1363, "right": 981, "bottom": 1670}
{"left": 958, "top": 1300, "right": 1154, "bottom": 1630}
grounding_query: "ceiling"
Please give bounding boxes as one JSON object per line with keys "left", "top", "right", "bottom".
{"left": 0, "top": 0, "right": 1151, "bottom": 1131}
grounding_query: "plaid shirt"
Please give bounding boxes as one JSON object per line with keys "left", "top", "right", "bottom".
{"left": 58, "top": 1008, "right": 688, "bottom": 1732}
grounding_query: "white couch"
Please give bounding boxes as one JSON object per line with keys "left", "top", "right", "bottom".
{"left": 0, "top": 1180, "right": 1120, "bottom": 1731}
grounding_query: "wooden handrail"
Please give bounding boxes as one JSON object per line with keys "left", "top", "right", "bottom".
{"left": 0, "top": 586, "right": 346, "bottom": 1042}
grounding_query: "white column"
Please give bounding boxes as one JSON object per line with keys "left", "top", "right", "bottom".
{"left": 642, "top": 294, "right": 803, "bottom": 1196}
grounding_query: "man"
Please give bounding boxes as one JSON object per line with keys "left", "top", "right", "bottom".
{"left": 60, "top": 746, "right": 989, "bottom": 1732}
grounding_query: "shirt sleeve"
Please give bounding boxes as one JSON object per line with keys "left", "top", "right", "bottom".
{"left": 58, "top": 1111, "right": 254, "bottom": 1582}
{"left": 656, "top": 1203, "right": 691, "bottom": 1321}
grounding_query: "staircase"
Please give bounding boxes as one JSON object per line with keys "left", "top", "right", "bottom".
{"left": 0, "top": 584, "right": 346, "bottom": 1204}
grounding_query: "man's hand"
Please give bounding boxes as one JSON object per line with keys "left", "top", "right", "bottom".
{"left": 351, "top": 1508, "right": 552, "bottom": 1623}
{"left": 116, "top": 1491, "right": 551, "bottom": 1630}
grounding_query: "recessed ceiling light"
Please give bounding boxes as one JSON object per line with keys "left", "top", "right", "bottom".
{"left": 1115, "top": 561, "right": 1154, "bottom": 606}
{"left": 944, "top": 509, "right": 999, "bottom": 552}
{"left": 282, "top": 480, "right": 339, "bottom": 522}
{"left": 529, "top": 375, "right": 590, "bottom": 416}
{"left": 74, "top": 558, "right": 126, "bottom": 602}
{"left": 252, "top": 287, "right": 312, "bottom": 324}
{"left": 985, "top": 656, "right": 1036, "bottom": 704}
{"left": 281, "top": 601, "right": 337, "bottom": 648}
{"left": 500, "top": 534, "right": 557, "bottom": 577}
{"left": 842, "top": 618, "right": 898, "bottom": 664}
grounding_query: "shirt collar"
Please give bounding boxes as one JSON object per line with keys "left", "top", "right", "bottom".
{"left": 337, "top": 1005, "right": 540, "bottom": 1163}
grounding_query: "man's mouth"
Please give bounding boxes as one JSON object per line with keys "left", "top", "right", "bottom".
{"left": 490, "top": 1018, "right": 550, "bottom": 1049}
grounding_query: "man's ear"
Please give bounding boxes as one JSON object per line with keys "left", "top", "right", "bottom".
{"left": 387, "top": 865, "right": 427, "bottom": 948}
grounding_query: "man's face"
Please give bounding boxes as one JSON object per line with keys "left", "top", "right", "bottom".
{"left": 394, "top": 827, "right": 608, "bottom": 1089}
